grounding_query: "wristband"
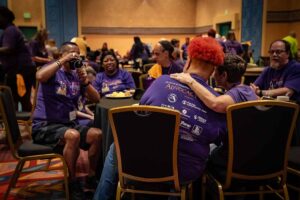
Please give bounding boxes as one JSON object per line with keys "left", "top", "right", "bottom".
{"left": 187, "top": 79, "right": 194, "bottom": 86}
{"left": 55, "top": 60, "right": 62, "bottom": 68}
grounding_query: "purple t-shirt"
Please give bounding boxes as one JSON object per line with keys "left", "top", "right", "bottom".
{"left": 32, "top": 68, "right": 85, "bottom": 125}
{"left": 92, "top": 69, "right": 136, "bottom": 96}
{"left": 0, "top": 24, "right": 34, "bottom": 72}
{"left": 226, "top": 85, "right": 258, "bottom": 103}
{"left": 254, "top": 60, "right": 300, "bottom": 103}
{"left": 224, "top": 40, "right": 243, "bottom": 55}
{"left": 140, "top": 74, "right": 226, "bottom": 183}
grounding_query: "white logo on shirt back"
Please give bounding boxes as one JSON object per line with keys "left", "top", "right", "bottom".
{"left": 191, "top": 125, "right": 203, "bottom": 136}
{"left": 180, "top": 120, "right": 191, "bottom": 129}
{"left": 168, "top": 93, "right": 177, "bottom": 103}
{"left": 194, "top": 115, "right": 207, "bottom": 124}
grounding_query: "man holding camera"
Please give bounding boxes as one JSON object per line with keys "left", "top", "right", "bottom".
{"left": 32, "top": 42, "right": 102, "bottom": 200}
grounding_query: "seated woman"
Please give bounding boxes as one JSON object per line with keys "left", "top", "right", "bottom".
{"left": 171, "top": 53, "right": 258, "bottom": 113}
{"left": 92, "top": 50, "right": 136, "bottom": 96}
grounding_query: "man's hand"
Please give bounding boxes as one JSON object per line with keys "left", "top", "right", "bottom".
{"left": 77, "top": 66, "right": 89, "bottom": 85}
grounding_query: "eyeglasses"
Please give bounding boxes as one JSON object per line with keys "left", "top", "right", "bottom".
{"left": 268, "top": 49, "right": 286, "bottom": 55}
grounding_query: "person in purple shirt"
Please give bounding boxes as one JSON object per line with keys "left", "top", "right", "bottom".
{"left": 93, "top": 36, "right": 226, "bottom": 200}
{"left": 0, "top": 6, "right": 35, "bottom": 111}
{"left": 224, "top": 30, "right": 243, "bottom": 56}
{"left": 250, "top": 39, "right": 300, "bottom": 103}
{"left": 181, "top": 37, "right": 190, "bottom": 61}
{"left": 28, "top": 29, "right": 52, "bottom": 68}
{"left": 171, "top": 53, "right": 258, "bottom": 113}
{"left": 146, "top": 40, "right": 183, "bottom": 89}
{"left": 171, "top": 54, "right": 258, "bottom": 187}
{"left": 32, "top": 42, "right": 102, "bottom": 200}
{"left": 92, "top": 50, "right": 136, "bottom": 96}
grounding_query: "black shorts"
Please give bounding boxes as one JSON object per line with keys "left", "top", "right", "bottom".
{"left": 32, "top": 121, "right": 90, "bottom": 151}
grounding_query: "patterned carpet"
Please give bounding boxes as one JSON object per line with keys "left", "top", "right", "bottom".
{"left": 0, "top": 144, "right": 89, "bottom": 200}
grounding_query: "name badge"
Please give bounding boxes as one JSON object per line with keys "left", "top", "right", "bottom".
{"left": 69, "top": 110, "right": 76, "bottom": 121}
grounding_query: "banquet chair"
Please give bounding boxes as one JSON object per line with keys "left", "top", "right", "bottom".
{"left": 0, "top": 86, "right": 69, "bottom": 200}
{"left": 202, "top": 100, "right": 299, "bottom": 200}
{"left": 287, "top": 146, "right": 300, "bottom": 200}
{"left": 142, "top": 63, "right": 154, "bottom": 73}
{"left": 109, "top": 105, "right": 192, "bottom": 200}
{"left": 15, "top": 79, "right": 39, "bottom": 136}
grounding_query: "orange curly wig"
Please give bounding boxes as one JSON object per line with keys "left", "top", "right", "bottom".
{"left": 188, "top": 37, "right": 224, "bottom": 66}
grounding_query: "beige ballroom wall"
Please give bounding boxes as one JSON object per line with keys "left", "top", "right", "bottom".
{"left": 9, "top": 0, "right": 45, "bottom": 28}
{"left": 79, "top": 0, "right": 197, "bottom": 55}
{"left": 80, "top": 0, "right": 196, "bottom": 27}
{"left": 262, "top": 0, "right": 300, "bottom": 55}
{"left": 80, "top": 0, "right": 244, "bottom": 55}
{"left": 195, "top": 0, "right": 242, "bottom": 39}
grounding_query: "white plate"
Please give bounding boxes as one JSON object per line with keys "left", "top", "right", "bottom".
{"left": 105, "top": 93, "right": 133, "bottom": 99}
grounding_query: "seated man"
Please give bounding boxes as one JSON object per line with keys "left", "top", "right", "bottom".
{"left": 145, "top": 40, "right": 183, "bottom": 89}
{"left": 93, "top": 37, "right": 227, "bottom": 200}
{"left": 32, "top": 42, "right": 102, "bottom": 200}
{"left": 250, "top": 39, "right": 300, "bottom": 102}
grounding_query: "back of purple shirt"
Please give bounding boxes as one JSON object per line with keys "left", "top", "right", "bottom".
{"left": 140, "top": 74, "right": 226, "bottom": 183}
{"left": 226, "top": 85, "right": 258, "bottom": 103}
{"left": 33, "top": 69, "right": 84, "bottom": 125}
{"left": 0, "top": 24, "right": 33, "bottom": 72}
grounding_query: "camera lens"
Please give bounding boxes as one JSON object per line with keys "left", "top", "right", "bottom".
{"left": 74, "top": 59, "right": 83, "bottom": 68}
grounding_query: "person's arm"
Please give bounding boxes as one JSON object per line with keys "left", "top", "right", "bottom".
{"left": 250, "top": 83, "right": 294, "bottom": 97}
{"left": 77, "top": 67, "right": 100, "bottom": 103}
{"left": 0, "top": 46, "right": 14, "bottom": 55}
{"left": 76, "top": 110, "right": 94, "bottom": 120}
{"left": 36, "top": 52, "right": 73, "bottom": 82}
{"left": 170, "top": 73, "right": 235, "bottom": 113}
{"left": 32, "top": 56, "right": 52, "bottom": 64}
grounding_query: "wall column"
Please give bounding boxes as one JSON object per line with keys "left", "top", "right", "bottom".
{"left": 241, "top": 0, "right": 263, "bottom": 62}
{"left": 45, "top": 0, "right": 78, "bottom": 46}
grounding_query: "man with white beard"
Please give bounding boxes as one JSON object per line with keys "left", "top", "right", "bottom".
{"left": 250, "top": 39, "right": 300, "bottom": 102}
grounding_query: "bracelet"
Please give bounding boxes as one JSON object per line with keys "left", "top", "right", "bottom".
{"left": 55, "top": 60, "right": 62, "bottom": 68}
{"left": 187, "top": 79, "right": 194, "bottom": 86}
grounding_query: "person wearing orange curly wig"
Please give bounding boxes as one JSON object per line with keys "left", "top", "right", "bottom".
{"left": 139, "top": 36, "right": 227, "bottom": 183}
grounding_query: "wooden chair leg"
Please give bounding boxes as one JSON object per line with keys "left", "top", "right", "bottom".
{"left": 116, "top": 182, "right": 121, "bottom": 200}
{"left": 4, "top": 160, "right": 25, "bottom": 200}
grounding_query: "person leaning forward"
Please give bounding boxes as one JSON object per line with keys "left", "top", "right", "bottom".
{"left": 31, "top": 42, "right": 102, "bottom": 200}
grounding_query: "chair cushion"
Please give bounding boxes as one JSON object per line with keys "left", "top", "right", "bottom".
{"left": 16, "top": 111, "right": 31, "bottom": 121}
{"left": 18, "top": 140, "right": 55, "bottom": 157}
{"left": 289, "top": 146, "right": 300, "bottom": 169}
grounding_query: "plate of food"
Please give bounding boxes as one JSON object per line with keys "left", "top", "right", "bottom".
{"left": 105, "top": 91, "right": 132, "bottom": 99}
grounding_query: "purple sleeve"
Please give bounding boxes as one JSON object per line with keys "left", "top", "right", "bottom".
{"left": 2, "top": 26, "right": 19, "bottom": 49}
{"left": 254, "top": 68, "right": 269, "bottom": 88}
{"left": 284, "top": 64, "right": 300, "bottom": 93}
{"left": 92, "top": 73, "right": 102, "bottom": 93}
{"left": 123, "top": 71, "right": 136, "bottom": 89}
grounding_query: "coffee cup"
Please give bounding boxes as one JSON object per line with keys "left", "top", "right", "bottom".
{"left": 276, "top": 96, "right": 289, "bottom": 102}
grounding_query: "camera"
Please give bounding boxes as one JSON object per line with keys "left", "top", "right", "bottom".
{"left": 69, "top": 58, "right": 83, "bottom": 69}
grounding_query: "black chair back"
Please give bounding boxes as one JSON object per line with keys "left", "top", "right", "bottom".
{"left": 109, "top": 105, "right": 181, "bottom": 190}
{"left": 226, "top": 100, "right": 299, "bottom": 186}
{"left": 0, "top": 86, "right": 22, "bottom": 153}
